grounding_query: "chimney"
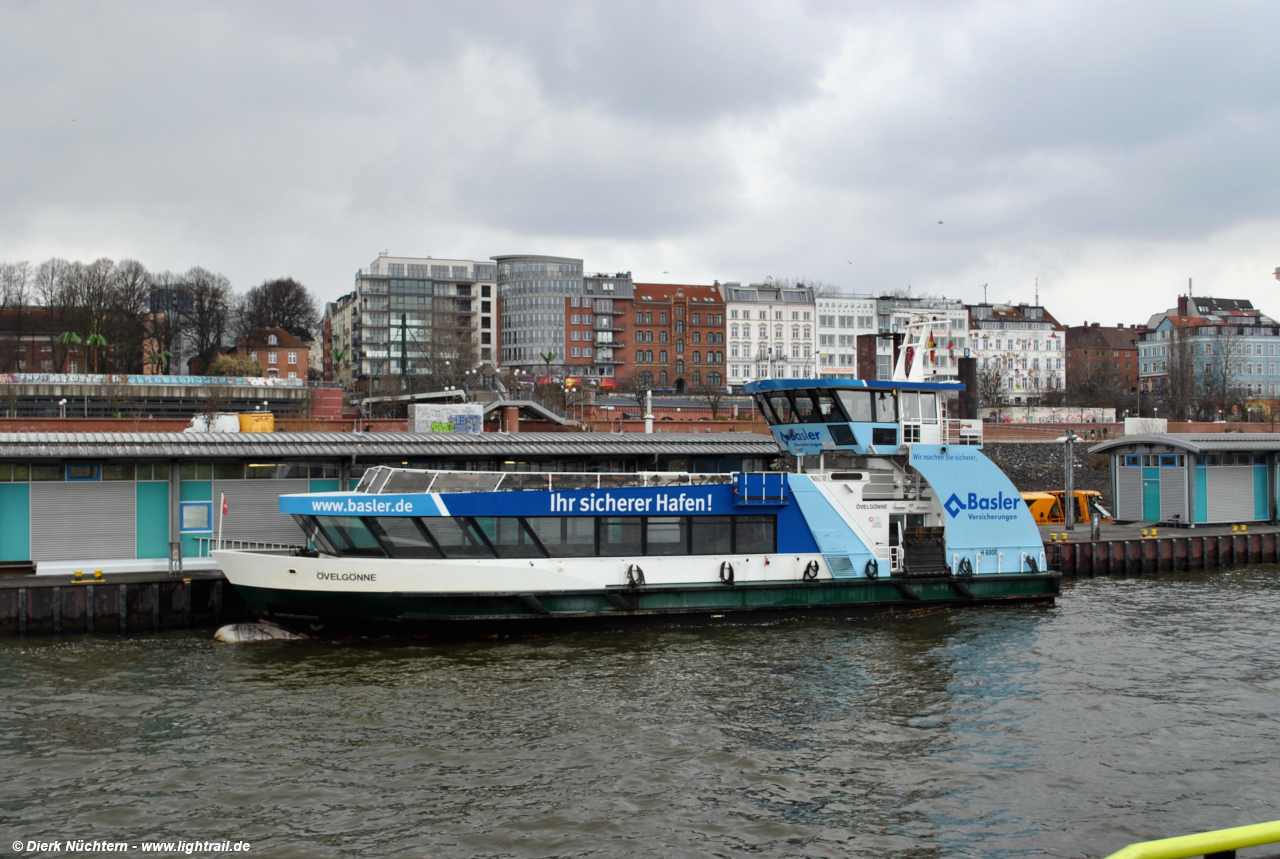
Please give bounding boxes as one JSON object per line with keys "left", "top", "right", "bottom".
{"left": 1092, "top": 322, "right": 1100, "bottom": 328}
{"left": 1117, "top": 323, "right": 1124, "bottom": 328}
{"left": 1177, "top": 295, "right": 1188, "bottom": 315}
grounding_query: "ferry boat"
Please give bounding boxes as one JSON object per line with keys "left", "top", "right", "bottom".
{"left": 213, "top": 320, "right": 1057, "bottom": 637}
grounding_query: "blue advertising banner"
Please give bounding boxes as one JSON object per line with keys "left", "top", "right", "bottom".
{"left": 908, "top": 444, "right": 1044, "bottom": 574}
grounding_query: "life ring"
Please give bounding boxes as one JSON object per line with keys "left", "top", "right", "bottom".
{"left": 626, "top": 564, "right": 645, "bottom": 587}
{"left": 957, "top": 557, "right": 973, "bottom": 577}
{"left": 865, "top": 558, "right": 879, "bottom": 579}
{"left": 803, "top": 560, "right": 819, "bottom": 581}
{"left": 1027, "top": 556, "right": 1039, "bottom": 574}
{"left": 719, "top": 561, "right": 735, "bottom": 585}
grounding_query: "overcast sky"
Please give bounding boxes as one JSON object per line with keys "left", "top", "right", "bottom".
{"left": 2, "top": 0, "right": 1278, "bottom": 325}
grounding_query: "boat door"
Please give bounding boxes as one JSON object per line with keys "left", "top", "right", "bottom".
{"left": 889, "top": 514, "right": 905, "bottom": 572}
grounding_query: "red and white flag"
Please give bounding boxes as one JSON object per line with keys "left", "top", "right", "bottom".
{"left": 221, "top": 497, "right": 228, "bottom": 516}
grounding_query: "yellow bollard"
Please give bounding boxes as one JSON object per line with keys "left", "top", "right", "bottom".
{"left": 1231, "top": 524, "right": 1238, "bottom": 533}
{"left": 1140, "top": 529, "right": 1148, "bottom": 538}
{"left": 73, "top": 570, "right": 82, "bottom": 581}
{"left": 1150, "top": 528, "right": 1157, "bottom": 537}
{"left": 93, "top": 569, "right": 103, "bottom": 580}
{"left": 1241, "top": 524, "right": 1248, "bottom": 533}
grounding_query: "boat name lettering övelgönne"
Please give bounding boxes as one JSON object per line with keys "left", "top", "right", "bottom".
{"left": 317, "top": 572, "right": 377, "bottom": 582}
{"left": 551, "top": 491, "right": 715, "bottom": 513}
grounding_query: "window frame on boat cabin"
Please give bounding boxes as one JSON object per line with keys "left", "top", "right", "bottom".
{"left": 757, "top": 388, "right": 900, "bottom": 425}
{"left": 297, "top": 514, "right": 777, "bottom": 560}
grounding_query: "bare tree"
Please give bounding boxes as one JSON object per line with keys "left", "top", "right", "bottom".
{"left": 109, "top": 259, "right": 152, "bottom": 373}
{"left": 1161, "top": 326, "right": 1198, "bottom": 421}
{"left": 147, "top": 271, "right": 188, "bottom": 374}
{"left": 0, "top": 261, "right": 32, "bottom": 372}
{"left": 238, "top": 277, "right": 318, "bottom": 338}
{"left": 181, "top": 267, "right": 232, "bottom": 374}
{"left": 975, "top": 364, "right": 1003, "bottom": 413}
{"left": 694, "top": 379, "right": 729, "bottom": 418}
{"left": 1197, "top": 327, "right": 1246, "bottom": 420}
{"left": 34, "top": 258, "right": 77, "bottom": 372}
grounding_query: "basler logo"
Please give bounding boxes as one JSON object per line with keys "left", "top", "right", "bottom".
{"left": 944, "top": 491, "right": 1021, "bottom": 518}
{"left": 779, "top": 428, "right": 823, "bottom": 442}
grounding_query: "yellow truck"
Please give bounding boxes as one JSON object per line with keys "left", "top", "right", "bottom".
{"left": 1021, "top": 490, "right": 1112, "bottom": 525}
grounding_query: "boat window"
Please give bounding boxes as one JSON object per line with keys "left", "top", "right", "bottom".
{"left": 369, "top": 517, "right": 441, "bottom": 558}
{"left": 600, "top": 516, "right": 643, "bottom": 556}
{"left": 645, "top": 517, "right": 687, "bottom": 555}
{"left": 315, "top": 516, "right": 386, "bottom": 557}
{"left": 753, "top": 394, "right": 779, "bottom": 424}
{"left": 381, "top": 469, "right": 435, "bottom": 494}
{"left": 734, "top": 515, "right": 776, "bottom": 554}
{"left": 690, "top": 516, "right": 732, "bottom": 555}
{"left": 473, "top": 516, "right": 544, "bottom": 558}
{"left": 525, "top": 517, "right": 596, "bottom": 557}
{"left": 420, "top": 518, "right": 494, "bottom": 558}
{"left": 812, "top": 390, "right": 844, "bottom": 422}
{"left": 901, "top": 391, "right": 920, "bottom": 421}
{"left": 296, "top": 515, "right": 341, "bottom": 555}
{"left": 919, "top": 393, "right": 938, "bottom": 422}
{"left": 764, "top": 392, "right": 796, "bottom": 423}
{"left": 837, "top": 390, "right": 873, "bottom": 422}
{"left": 791, "top": 391, "right": 819, "bottom": 422}
{"left": 874, "top": 391, "right": 896, "bottom": 422}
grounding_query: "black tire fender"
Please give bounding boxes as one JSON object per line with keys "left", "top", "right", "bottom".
{"left": 803, "top": 560, "right": 820, "bottom": 581}
{"left": 626, "top": 564, "right": 645, "bottom": 587}
{"left": 865, "top": 558, "right": 879, "bottom": 579}
{"left": 719, "top": 561, "right": 734, "bottom": 584}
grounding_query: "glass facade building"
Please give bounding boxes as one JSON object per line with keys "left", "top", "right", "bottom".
{"left": 494, "top": 255, "right": 584, "bottom": 372}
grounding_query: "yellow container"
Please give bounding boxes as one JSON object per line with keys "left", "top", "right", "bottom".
{"left": 238, "top": 413, "right": 275, "bottom": 433}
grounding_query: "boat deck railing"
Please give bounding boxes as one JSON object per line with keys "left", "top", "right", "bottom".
{"left": 355, "top": 466, "right": 737, "bottom": 495}
{"left": 1103, "top": 818, "right": 1280, "bottom": 858}
{"left": 194, "top": 537, "right": 306, "bottom": 558}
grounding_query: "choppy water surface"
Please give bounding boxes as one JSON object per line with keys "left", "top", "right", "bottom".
{"left": 3, "top": 570, "right": 1280, "bottom": 858}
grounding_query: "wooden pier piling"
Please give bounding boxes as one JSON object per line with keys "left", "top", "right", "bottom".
{"left": 1048, "top": 531, "right": 1279, "bottom": 576}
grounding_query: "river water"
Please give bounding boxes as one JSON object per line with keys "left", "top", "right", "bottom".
{"left": 3, "top": 569, "right": 1280, "bottom": 858}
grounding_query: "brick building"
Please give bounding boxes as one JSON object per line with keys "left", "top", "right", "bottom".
{"left": 631, "top": 283, "right": 727, "bottom": 394}
{"left": 232, "top": 328, "right": 310, "bottom": 379}
{"left": 1065, "top": 322, "right": 1146, "bottom": 395}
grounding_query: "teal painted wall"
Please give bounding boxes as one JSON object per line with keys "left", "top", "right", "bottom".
{"left": 136, "top": 482, "right": 170, "bottom": 559}
{"left": 1255, "top": 466, "right": 1269, "bottom": 520}
{"left": 1194, "top": 468, "right": 1208, "bottom": 523}
{"left": 0, "top": 483, "right": 30, "bottom": 561}
{"left": 310, "top": 479, "right": 340, "bottom": 493}
{"left": 179, "top": 480, "right": 212, "bottom": 557}
{"left": 1142, "top": 467, "right": 1160, "bottom": 521}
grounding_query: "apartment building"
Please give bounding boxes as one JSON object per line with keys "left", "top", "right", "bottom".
{"left": 631, "top": 283, "right": 726, "bottom": 393}
{"left": 563, "top": 272, "right": 633, "bottom": 382}
{"left": 495, "top": 254, "right": 583, "bottom": 375}
{"left": 814, "top": 294, "right": 877, "bottom": 377}
{"left": 323, "top": 253, "right": 496, "bottom": 388}
{"left": 967, "top": 302, "right": 1066, "bottom": 403}
{"left": 1139, "top": 295, "right": 1280, "bottom": 398}
{"left": 1065, "top": 323, "right": 1145, "bottom": 395}
{"left": 725, "top": 283, "right": 815, "bottom": 390}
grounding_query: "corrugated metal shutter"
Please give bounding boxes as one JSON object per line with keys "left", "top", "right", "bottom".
{"left": 1206, "top": 467, "right": 1255, "bottom": 522}
{"left": 212, "top": 479, "right": 310, "bottom": 544}
{"left": 31, "top": 482, "right": 136, "bottom": 561}
{"left": 1160, "top": 468, "right": 1187, "bottom": 524}
{"left": 1117, "top": 468, "right": 1143, "bottom": 519}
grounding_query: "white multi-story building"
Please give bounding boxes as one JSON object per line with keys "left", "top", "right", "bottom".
{"left": 815, "top": 295, "right": 878, "bottom": 377}
{"left": 967, "top": 303, "right": 1066, "bottom": 403}
{"left": 724, "top": 283, "right": 815, "bottom": 391}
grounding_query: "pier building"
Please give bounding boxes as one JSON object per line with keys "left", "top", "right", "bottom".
{"left": 0, "top": 432, "right": 776, "bottom": 572}
{"left": 1091, "top": 433, "right": 1280, "bottom": 525}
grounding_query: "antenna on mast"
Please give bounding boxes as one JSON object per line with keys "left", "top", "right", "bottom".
{"left": 1035, "top": 278, "right": 1039, "bottom": 306}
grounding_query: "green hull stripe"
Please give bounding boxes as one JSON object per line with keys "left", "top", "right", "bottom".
{"left": 232, "top": 575, "right": 1058, "bottom": 622}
